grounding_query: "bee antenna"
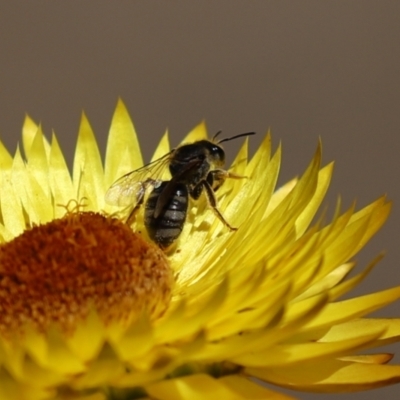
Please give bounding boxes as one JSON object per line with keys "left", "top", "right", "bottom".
{"left": 212, "top": 130, "right": 223, "bottom": 141}
{"left": 217, "top": 131, "right": 256, "bottom": 144}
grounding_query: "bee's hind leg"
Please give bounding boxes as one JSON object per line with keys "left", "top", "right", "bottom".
{"left": 125, "top": 204, "right": 140, "bottom": 226}
{"left": 125, "top": 179, "right": 156, "bottom": 226}
{"left": 125, "top": 192, "right": 146, "bottom": 226}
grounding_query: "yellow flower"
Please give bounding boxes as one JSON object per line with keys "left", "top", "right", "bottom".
{"left": 0, "top": 99, "right": 400, "bottom": 400}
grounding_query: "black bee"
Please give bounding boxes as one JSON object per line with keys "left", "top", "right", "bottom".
{"left": 105, "top": 131, "right": 255, "bottom": 249}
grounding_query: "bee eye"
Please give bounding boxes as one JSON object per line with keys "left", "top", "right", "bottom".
{"left": 212, "top": 146, "right": 225, "bottom": 162}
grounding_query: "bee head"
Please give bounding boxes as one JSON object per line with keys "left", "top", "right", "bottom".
{"left": 209, "top": 131, "right": 256, "bottom": 166}
{"left": 206, "top": 141, "right": 226, "bottom": 167}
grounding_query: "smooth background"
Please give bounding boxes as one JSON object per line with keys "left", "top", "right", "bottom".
{"left": 1, "top": 1, "right": 399, "bottom": 399}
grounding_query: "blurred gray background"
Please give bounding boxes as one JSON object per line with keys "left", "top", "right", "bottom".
{"left": 1, "top": 1, "right": 399, "bottom": 399}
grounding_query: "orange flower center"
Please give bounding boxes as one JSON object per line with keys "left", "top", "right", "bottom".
{"left": 0, "top": 212, "right": 173, "bottom": 335}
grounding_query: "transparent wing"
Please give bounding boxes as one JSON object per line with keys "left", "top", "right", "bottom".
{"left": 105, "top": 151, "right": 172, "bottom": 207}
{"left": 105, "top": 180, "right": 148, "bottom": 207}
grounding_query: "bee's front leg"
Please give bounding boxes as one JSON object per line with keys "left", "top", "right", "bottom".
{"left": 207, "top": 169, "right": 247, "bottom": 191}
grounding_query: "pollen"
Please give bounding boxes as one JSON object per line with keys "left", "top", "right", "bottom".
{"left": 0, "top": 211, "right": 174, "bottom": 336}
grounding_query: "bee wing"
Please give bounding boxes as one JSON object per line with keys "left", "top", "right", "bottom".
{"left": 105, "top": 180, "right": 148, "bottom": 207}
{"left": 105, "top": 152, "right": 172, "bottom": 207}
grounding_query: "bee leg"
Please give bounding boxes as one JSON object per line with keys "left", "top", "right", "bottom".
{"left": 125, "top": 178, "right": 157, "bottom": 226}
{"left": 126, "top": 203, "right": 141, "bottom": 226}
{"left": 202, "top": 180, "right": 237, "bottom": 231}
{"left": 208, "top": 169, "right": 247, "bottom": 191}
{"left": 126, "top": 191, "right": 146, "bottom": 226}
{"left": 214, "top": 169, "right": 248, "bottom": 180}
{"left": 190, "top": 183, "right": 203, "bottom": 200}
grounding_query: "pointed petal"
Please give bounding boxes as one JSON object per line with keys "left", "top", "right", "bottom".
{"left": 73, "top": 113, "right": 104, "bottom": 210}
{"left": 10, "top": 147, "right": 53, "bottom": 224}
{"left": 0, "top": 368, "right": 54, "bottom": 400}
{"left": 0, "top": 139, "right": 13, "bottom": 171}
{"left": 339, "top": 353, "right": 393, "bottom": 364}
{"left": 22, "top": 114, "right": 49, "bottom": 160}
{"left": 194, "top": 294, "right": 328, "bottom": 362}
{"left": 220, "top": 375, "right": 297, "bottom": 399}
{"left": 49, "top": 133, "right": 75, "bottom": 217}
{"left": 26, "top": 127, "right": 50, "bottom": 197}
{"left": 266, "top": 177, "right": 297, "bottom": 217}
{"left": 233, "top": 329, "right": 384, "bottom": 367}
{"left": 320, "top": 318, "right": 400, "bottom": 348}
{"left": 66, "top": 311, "right": 105, "bottom": 362}
{"left": 247, "top": 360, "right": 400, "bottom": 392}
{"left": 181, "top": 121, "right": 208, "bottom": 144}
{"left": 112, "top": 314, "right": 155, "bottom": 360}
{"left": 294, "top": 262, "right": 354, "bottom": 301}
{"left": 151, "top": 131, "right": 170, "bottom": 162}
{"left": 71, "top": 344, "right": 126, "bottom": 389}
{"left": 40, "top": 328, "right": 86, "bottom": 374}
{"left": 0, "top": 169, "right": 25, "bottom": 238}
{"left": 247, "top": 132, "right": 272, "bottom": 178}
{"left": 145, "top": 374, "right": 243, "bottom": 400}
{"left": 327, "top": 254, "right": 383, "bottom": 300}
{"left": 104, "top": 99, "right": 143, "bottom": 187}
{"left": 295, "top": 162, "right": 333, "bottom": 237}
{"left": 302, "top": 286, "right": 400, "bottom": 331}
{"left": 161, "top": 279, "right": 228, "bottom": 343}
{"left": 207, "top": 284, "right": 288, "bottom": 340}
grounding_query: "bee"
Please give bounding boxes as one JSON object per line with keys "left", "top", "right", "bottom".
{"left": 105, "top": 131, "right": 255, "bottom": 249}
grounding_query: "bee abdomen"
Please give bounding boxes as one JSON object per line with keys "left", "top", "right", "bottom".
{"left": 144, "top": 182, "right": 188, "bottom": 248}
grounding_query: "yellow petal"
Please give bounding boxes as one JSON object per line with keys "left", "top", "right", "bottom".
{"left": 0, "top": 138, "right": 13, "bottom": 171}
{"left": 150, "top": 131, "right": 170, "bottom": 162}
{"left": 112, "top": 314, "right": 155, "bottom": 361}
{"left": 104, "top": 99, "right": 143, "bottom": 187}
{"left": 302, "top": 286, "right": 400, "bottom": 331}
{"left": 194, "top": 294, "right": 328, "bottom": 362}
{"left": 320, "top": 318, "right": 400, "bottom": 348}
{"left": 207, "top": 277, "right": 290, "bottom": 340}
{"left": 26, "top": 127, "right": 50, "bottom": 194}
{"left": 233, "top": 329, "right": 384, "bottom": 367}
{"left": 65, "top": 311, "right": 105, "bottom": 363}
{"left": 161, "top": 279, "right": 228, "bottom": 343}
{"left": 246, "top": 132, "right": 272, "bottom": 179}
{"left": 145, "top": 374, "right": 243, "bottom": 400}
{"left": 0, "top": 368, "right": 54, "bottom": 400}
{"left": 247, "top": 360, "right": 400, "bottom": 392}
{"left": 10, "top": 147, "right": 53, "bottom": 225}
{"left": 339, "top": 353, "right": 393, "bottom": 364}
{"left": 49, "top": 133, "right": 75, "bottom": 216}
{"left": 22, "top": 115, "right": 50, "bottom": 161}
{"left": 294, "top": 262, "right": 354, "bottom": 302}
{"left": 220, "top": 375, "right": 297, "bottom": 399}
{"left": 295, "top": 162, "right": 333, "bottom": 237}
{"left": 327, "top": 254, "right": 382, "bottom": 301}
{"left": 70, "top": 344, "right": 126, "bottom": 389}
{"left": 72, "top": 112, "right": 104, "bottom": 210}
{"left": 0, "top": 165, "right": 25, "bottom": 238}
{"left": 180, "top": 121, "right": 208, "bottom": 144}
